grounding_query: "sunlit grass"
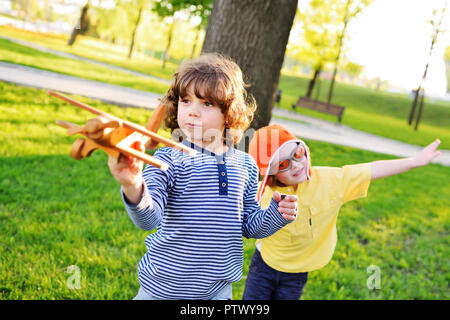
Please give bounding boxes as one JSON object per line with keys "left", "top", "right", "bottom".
{"left": 0, "top": 25, "right": 177, "bottom": 80}
{"left": 0, "top": 37, "right": 170, "bottom": 94}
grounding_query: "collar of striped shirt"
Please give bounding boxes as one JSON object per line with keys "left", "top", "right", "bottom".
{"left": 181, "top": 139, "right": 235, "bottom": 196}
{"left": 181, "top": 139, "right": 235, "bottom": 159}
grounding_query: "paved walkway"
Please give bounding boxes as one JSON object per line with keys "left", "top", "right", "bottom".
{"left": 0, "top": 60, "right": 448, "bottom": 166}
{"left": 0, "top": 61, "right": 161, "bottom": 109}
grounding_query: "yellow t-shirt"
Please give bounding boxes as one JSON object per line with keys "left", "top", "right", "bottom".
{"left": 257, "top": 163, "right": 371, "bottom": 273}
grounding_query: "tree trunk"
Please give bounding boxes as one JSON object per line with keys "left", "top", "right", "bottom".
{"left": 162, "top": 22, "right": 175, "bottom": 69}
{"left": 408, "top": 88, "right": 420, "bottom": 125}
{"left": 201, "top": 0, "right": 298, "bottom": 131}
{"left": 327, "top": 2, "right": 349, "bottom": 104}
{"left": 68, "top": 1, "right": 90, "bottom": 46}
{"left": 314, "top": 73, "right": 322, "bottom": 100}
{"left": 128, "top": 6, "right": 143, "bottom": 59}
{"left": 414, "top": 91, "right": 425, "bottom": 130}
{"left": 190, "top": 23, "right": 202, "bottom": 59}
{"left": 306, "top": 66, "right": 321, "bottom": 98}
{"left": 409, "top": 1, "right": 447, "bottom": 127}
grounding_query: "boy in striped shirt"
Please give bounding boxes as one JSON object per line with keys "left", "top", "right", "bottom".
{"left": 107, "top": 54, "right": 298, "bottom": 299}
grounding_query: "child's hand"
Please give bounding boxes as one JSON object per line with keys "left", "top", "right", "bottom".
{"left": 273, "top": 191, "right": 298, "bottom": 221}
{"left": 107, "top": 141, "right": 144, "bottom": 204}
{"left": 108, "top": 153, "right": 143, "bottom": 187}
{"left": 411, "top": 139, "right": 441, "bottom": 168}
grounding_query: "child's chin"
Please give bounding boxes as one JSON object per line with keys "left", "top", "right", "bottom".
{"left": 292, "top": 175, "right": 307, "bottom": 184}
{"left": 181, "top": 129, "right": 201, "bottom": 141}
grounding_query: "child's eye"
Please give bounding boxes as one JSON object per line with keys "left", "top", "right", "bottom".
{"left": 204, "top": 101, "right": 213, "bottom": 107}
{"left": 278, "top": 160, "right": 290, "bottom": 171}
{"left": 180, "top": 98, "right": 190, "bottom": 104}
{"left": 293, "top": 147, "right": 305, "bottom": 160}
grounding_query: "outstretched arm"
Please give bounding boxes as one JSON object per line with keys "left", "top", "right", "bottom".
{"left": 371, "top": 139, "right": 441, "bottom": 180}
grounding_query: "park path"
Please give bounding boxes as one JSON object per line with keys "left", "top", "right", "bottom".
{"left": 0, "top": 40, "right": 448, "bottom": 166}
{"left": 0, "top": 60, "right": 161, "bottom": 109}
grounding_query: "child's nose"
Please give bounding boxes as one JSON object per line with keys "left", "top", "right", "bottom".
{"left": 188, "top": 102, "right": 202, "bottom": 117}
{"left": 291, "top": 160, "right": 304, "bottom": 171}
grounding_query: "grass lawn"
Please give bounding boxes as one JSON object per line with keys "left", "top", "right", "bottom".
{"left": 0, "top": 37, "right": 169, "bottom": 95}
{"left": 1, "top": 81, "right": 449, "bottom": 299}
{"left": 0, "top": 25, "right": 177, "bottom": 80}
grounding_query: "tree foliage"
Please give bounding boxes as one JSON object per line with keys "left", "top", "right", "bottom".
{"left": 290, "top": 0, "right": 340, "bottom": 71}
{"left": 287, "top": 0, "right": 369, "bottom": 98}
{"left": 152, "top": 0, "right": 212, "bottom": 23}
{"left": 152, "top": 0, "right": 212, "bottom": 67}
{"left": 327, "top": 0, "right": 372, "bottom": 102}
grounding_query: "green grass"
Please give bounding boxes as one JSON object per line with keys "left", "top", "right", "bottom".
{"left": 0, "top": 81, "right": 156, "bottom": 299}
{"left": 1, "top": 81, "right": 449, "bottom": 299}
{"left": 1, "top": 25, "right": 449, "bottom": 149}
{"left": 0, "top": 38, "right": 169, "bottom": 95}
{"left": 0, "top": 25, "right": 177, "bottom": 80}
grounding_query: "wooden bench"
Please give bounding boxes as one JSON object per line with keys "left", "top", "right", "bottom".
{"left": 292, "top": 96, "right": 345, "bottom": 123}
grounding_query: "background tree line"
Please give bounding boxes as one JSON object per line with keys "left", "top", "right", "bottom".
{"left": 10, "top": 0, "right": 367, "bottom": 80}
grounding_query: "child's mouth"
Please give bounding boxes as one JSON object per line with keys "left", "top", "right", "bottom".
{"left": 293, "top": 168, "right": 304, "bottom": 177}
{"left": 186, "top": 122, "right": 200, "bottom": 128}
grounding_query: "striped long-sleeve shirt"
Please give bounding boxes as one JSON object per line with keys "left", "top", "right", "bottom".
{"left": 122, "top": 141, "right": 291, "bottom": 299}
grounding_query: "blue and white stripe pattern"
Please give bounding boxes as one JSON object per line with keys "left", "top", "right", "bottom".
{"left": 122, "top": 141, "right": 290, "bottom": 299}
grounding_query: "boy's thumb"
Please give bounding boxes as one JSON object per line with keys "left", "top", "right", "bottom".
{"left": 273, "top": 191, "right": 281, "bottom": 203}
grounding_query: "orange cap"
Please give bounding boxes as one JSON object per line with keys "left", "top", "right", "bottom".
{"left": 248, "top": 124, "right": 311, "bottom": 202}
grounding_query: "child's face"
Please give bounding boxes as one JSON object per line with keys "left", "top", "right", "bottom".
{"left": 177, "top": 83, "right": 225, "bottom": 146}
{"left": 272, "top": 142, "right": 308, "bottom": 186}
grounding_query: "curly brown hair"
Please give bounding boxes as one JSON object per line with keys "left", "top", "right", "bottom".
{"left": 266, "top": 175, "right": 287, "bottom": 188}
{"left": 161, "top": 53, "right": 256, "bottom": 145}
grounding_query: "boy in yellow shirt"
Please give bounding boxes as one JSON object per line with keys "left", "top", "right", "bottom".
{"left": 243, "top": 124, "right": 441, "bottom": 300}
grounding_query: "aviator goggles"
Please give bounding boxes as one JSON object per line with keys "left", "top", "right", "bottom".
{"left": 268, "top": 142, "right": 306, "bottom": 175}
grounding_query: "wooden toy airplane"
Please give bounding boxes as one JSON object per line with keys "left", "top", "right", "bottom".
{"left": 50, "top": 91, "right": 196, "bottom": 171}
